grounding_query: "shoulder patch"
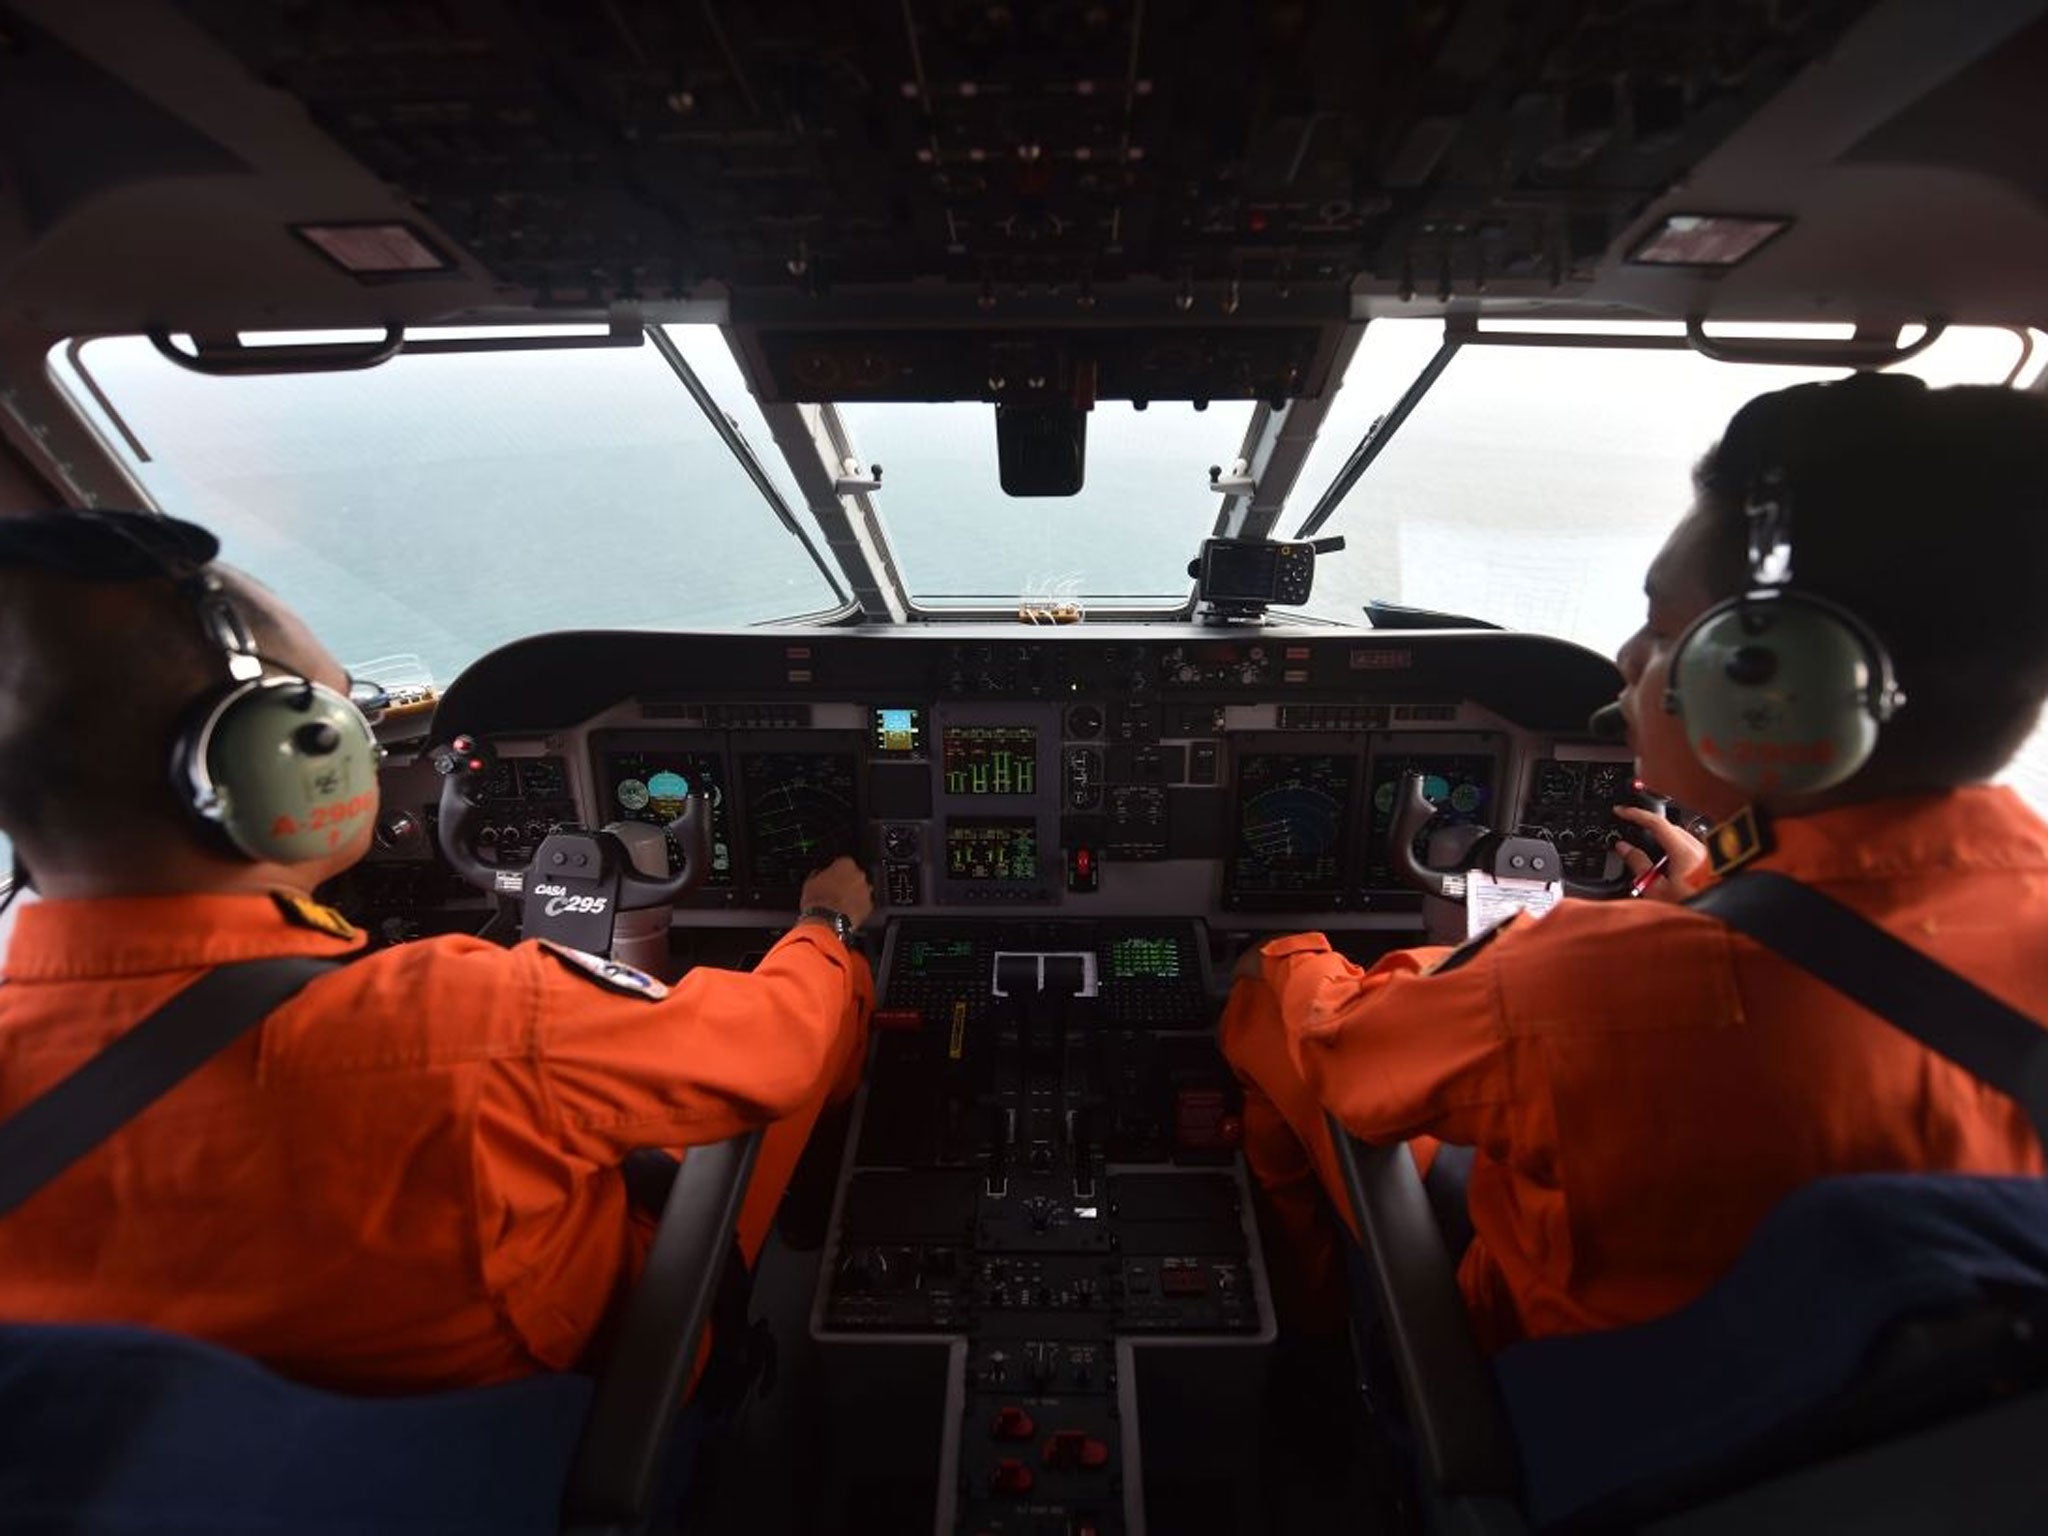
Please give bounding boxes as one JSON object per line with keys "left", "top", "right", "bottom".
{"left": 538, "top": 941, "right": 671, "bottom": 1001}
{"left": 272, "top": 891, "right": 358, "bottom": 941}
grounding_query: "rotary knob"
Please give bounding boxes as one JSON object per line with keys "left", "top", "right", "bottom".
{"left": 373, "top": 811, "right": 423, "bottom": 852}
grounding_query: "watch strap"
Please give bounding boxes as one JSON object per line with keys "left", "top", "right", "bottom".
{"left": 797, "top": 905, "right": 854, "bottom": 942}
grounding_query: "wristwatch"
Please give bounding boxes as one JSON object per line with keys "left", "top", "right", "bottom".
{"left": 797, "top": 905, "right": 856, "bottom": 945}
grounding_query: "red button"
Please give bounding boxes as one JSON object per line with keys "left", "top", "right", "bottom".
{"left": 989, "top": 1458, "right": 1034, "bottom": 1496}
{"left": 991, "top": 1405, "right": 1035, "bottom": 1441}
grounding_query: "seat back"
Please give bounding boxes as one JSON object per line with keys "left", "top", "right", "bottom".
{"left": 1495, "top": 1173, "right": 2048, "bottom": 1529}
{"left": 1329, "top": 1128, "right": 2048, "bottom": 1534}
{"left": 0, "top": 1322, "right": 594, "bottom": 1536}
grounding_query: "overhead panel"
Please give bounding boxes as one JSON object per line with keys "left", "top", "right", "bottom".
{"left": 175, "top": 0, "right": 1881, "bottom": 400}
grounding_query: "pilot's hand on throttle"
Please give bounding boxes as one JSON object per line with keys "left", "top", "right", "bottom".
{"left": 1612, "top": 806, "right": 1710, "bottom": 901}
{"left": 799, "top": 856, "right": 875, "bottom": 930}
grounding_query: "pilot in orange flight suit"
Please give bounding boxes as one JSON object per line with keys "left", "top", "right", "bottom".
{"left": 0, "top": 510, "right": 873, "bottom": 1394}
{"left": 0, "top": 894, "right": 870, "bottom": 1392}
{"left": 1221, "top": 376, "right": 2048, "bottom": 1353}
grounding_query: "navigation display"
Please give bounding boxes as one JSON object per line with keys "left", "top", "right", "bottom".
{"left": 603, "top": 749, "right": 734, "bottom": 885}
{"left": 945, "top": 818, "right": 1038, "bottom": 881}
{"left": 1362, "top": 754, "right": 1497, "bottom": 890}
{"left": 1229, "top": 753, "right": 1355, "bottom": 901}
{"left": 739, "top": 752, "right": 861, "bottom": 887}
{"left": 942, "top": 726, "right": 1037, "bottom": 795}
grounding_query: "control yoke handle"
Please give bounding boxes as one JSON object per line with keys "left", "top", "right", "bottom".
{"left": 1389, "top": 770, "right": 1630, "bottom": 901}
{"left": 432, "top": 737, "right": 711, "bottom": 906}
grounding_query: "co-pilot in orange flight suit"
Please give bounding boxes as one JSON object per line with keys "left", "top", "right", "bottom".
{"left": 1220, "top": 786, "right": 2048, "bottom": 1353}
{"left": 0, "top": 894, "right": 869, "bottom": 1393}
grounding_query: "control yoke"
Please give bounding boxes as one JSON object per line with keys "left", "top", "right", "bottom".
{"left": 1388, "top": 770, "right": 1641, "bottom": 902}
{"left": 431, "top": 736, "right": 711, "bottom": 910}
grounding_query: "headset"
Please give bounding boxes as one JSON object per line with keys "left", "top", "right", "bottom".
{"left": 1663, "top": 461, "right": 1906, "bottom": 796}
{"left": 0, "top": 509, "right": 382, "bottom": 864}
{"left": 170, "top": 569, "right": 383, "bottom": 862}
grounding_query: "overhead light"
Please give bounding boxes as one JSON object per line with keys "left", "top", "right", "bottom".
{"left": 290, "top": 221, "right": 456, "bottom": 279}
{"left": 1627, "top": 214, "right": 1791, "bottom": 269}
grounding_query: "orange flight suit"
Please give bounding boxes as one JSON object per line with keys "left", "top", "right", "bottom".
{"left": 0, "top": 893, "right": 870, "bottom": 1393}
{"left": 1220, "top": 786, "right": 2048, "bottom": 1353}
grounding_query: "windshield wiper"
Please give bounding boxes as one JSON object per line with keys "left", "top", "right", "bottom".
{"left": 1292, "top": 331, "right": 1461, "bottom": 541}
{"left": 644, "top": 326, "right": 851, "bottom": 610}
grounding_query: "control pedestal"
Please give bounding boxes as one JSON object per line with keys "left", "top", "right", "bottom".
{"left": 814, "top": 921, "right": 1273, "bottom": 1536}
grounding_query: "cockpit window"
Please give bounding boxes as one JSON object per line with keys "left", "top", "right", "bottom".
{"left": 835, "top": 399, "right": 1256, "bottom": 608}
{"left": 1291, "top": 321, "right": 2040, "bottom": 652}
{"left": 49, "top": 326, "right": 848, "bottom": 687}
{"left": 1291, "top": 319, "right": 2047, "bottom": 809}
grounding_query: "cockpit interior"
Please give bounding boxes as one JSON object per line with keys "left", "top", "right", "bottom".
{"left": 3, "top": 2, "right": 2048, "bottom": 1533}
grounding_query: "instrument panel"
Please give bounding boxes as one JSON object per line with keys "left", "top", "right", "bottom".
{"left": 345, "top": 627, "right": 1643, "bottom": 932}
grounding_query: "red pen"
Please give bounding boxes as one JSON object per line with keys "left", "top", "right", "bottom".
{"left": 1628, "top": 853, "right": 1672, "bottom": 898}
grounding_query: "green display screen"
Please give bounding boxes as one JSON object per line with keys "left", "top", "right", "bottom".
{"left": 1110, "top": 936, "right": 1181, "bottom": 980}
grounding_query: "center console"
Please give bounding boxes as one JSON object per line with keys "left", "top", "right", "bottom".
{"left": 814, "top": 918, "right": 1268, "bottom": 1536}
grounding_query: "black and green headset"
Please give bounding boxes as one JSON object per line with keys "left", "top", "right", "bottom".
{"left": 0, "top": 509, "right": 382, "bottom": 864}
{"left": 1662, "top": 441, "right": 1907, "bottom": 797}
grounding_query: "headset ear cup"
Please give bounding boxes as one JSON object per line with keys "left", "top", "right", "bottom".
{"left": 178, "top": 679, "right": 380, "bottom": 862}
{"left": 1670, "top": 594, "right": 1888, "bottom": 795}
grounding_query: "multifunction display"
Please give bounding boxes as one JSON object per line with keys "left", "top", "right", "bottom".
{"left": 1228, "top": 753, "right": 1355, "bottom": 903}
{"left": 942, "top": 726, "right": 1037, "bottom": 796}
{"left": 603, "top": 749, "right": 733, "bottom": 884}
{"left": 1110, "top": 935, "right": 1182, "bottom": 980}
{"left": 946, "top": 818, "right": 1038, "bottom": 881}
{"left": 740, "top": 752, "right": 860, "bottom": 887}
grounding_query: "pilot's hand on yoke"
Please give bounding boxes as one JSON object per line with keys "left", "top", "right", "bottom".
{"left": 1612, "top": 806, "right": 1710, "bottom": 901}
{"left": 799, "top": 856, "right": 876, "bottom": 931}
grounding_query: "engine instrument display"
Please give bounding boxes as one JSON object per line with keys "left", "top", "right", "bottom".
{"left": 942, "top": 726, "right": 1037, "bottom": 796}
{"left": 945, "top": 818, "right": 1038, "bottom": 882}
{"left": 603, "top": 750, "right": 734, "bottom": 884}
{"left": 1229, "top": 754, "right": 1355, "bottom": 902}
{"left": 1363, "top": 754, "right": 1497, "bottom": 890}
{"left": 740, "top": 753, "right": 861, "bottom": 887}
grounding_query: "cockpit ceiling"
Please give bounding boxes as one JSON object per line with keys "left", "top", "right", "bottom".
{"left": 170, "top": 0, "right": 1881, "bottom": 305}
{"left": 2, "top": 1, "right": 2046, "bottom": 373}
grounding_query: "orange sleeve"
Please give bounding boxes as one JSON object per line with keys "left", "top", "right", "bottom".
{"left": 528, "top": 926, "right": 872, "bottom": 1162}
{"left": 1259, "top": 926, "right": 1520, "bottom": 1149}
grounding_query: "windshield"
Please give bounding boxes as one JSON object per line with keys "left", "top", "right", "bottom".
{"left": 51, "top": 325, "right": 844, "bottom": 688}
{"left": 838, "top": 399, "right": 1255, "bottom": 607}
{"left": 1288, "top": 319, "right": 2048, "bottom": 811}
{"left": 37, "top": 315, "right": 2048, "bottom": 819}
